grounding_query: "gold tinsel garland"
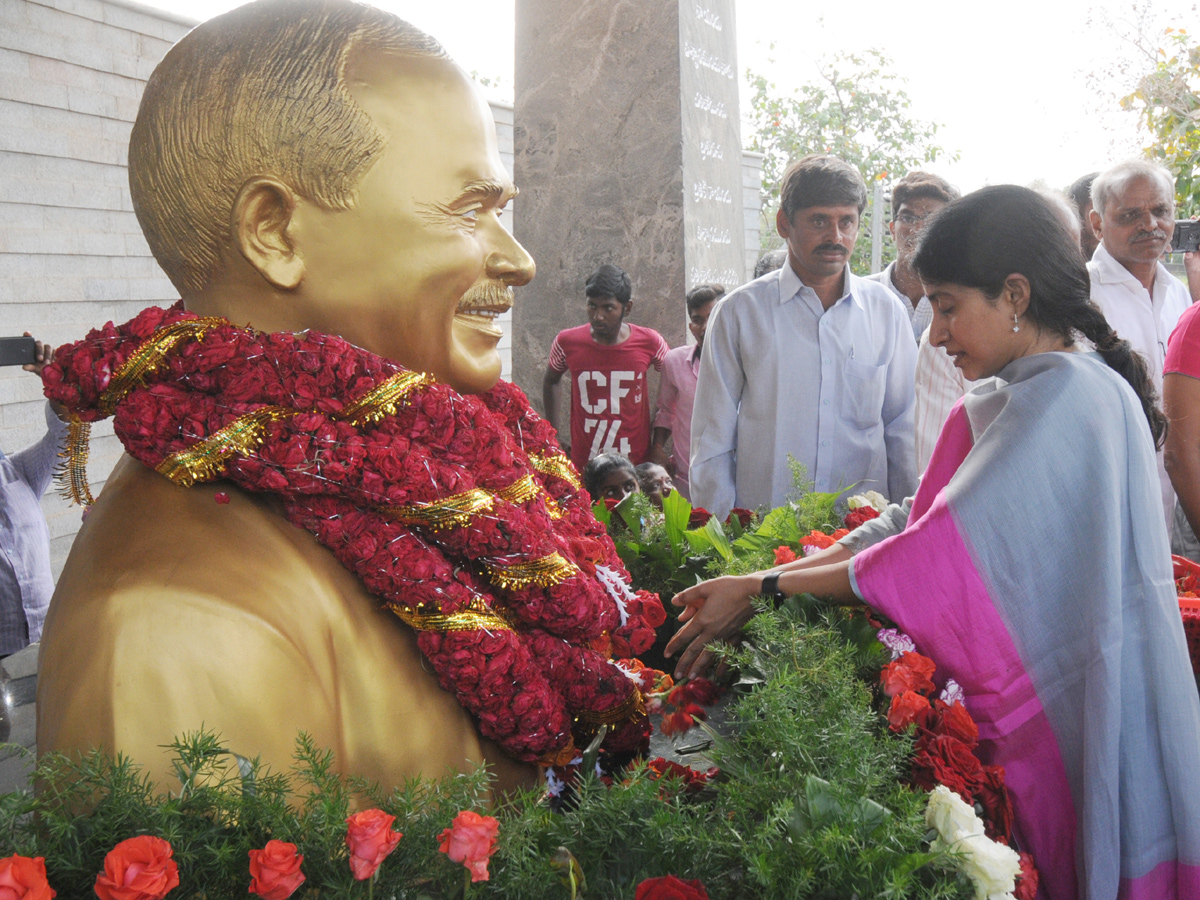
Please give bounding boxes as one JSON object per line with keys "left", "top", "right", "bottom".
{"left": 336, "top": 371, "right": 432, "bottom": 426}
{"left": 389, "top": 598, "right": 514, "bottom": 634}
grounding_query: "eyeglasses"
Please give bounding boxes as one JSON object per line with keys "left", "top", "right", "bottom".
{"left": 895, "top": 212, "right": 930, "bottom": 226}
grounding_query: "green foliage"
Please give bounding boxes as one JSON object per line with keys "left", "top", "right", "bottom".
{"left": 0, "top": 606, "right": 970, "bottom": 899}
{"left": 746, "top": 47, "right": 956, "bottom": 273}
{"left": 1120, "top": 26, "right": 1200, "bottom": 215}
{"left": 600, "top": 463, "right": 847, "bottom": 604}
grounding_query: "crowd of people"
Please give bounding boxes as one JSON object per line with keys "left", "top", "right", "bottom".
{"left": 663, "top": 164, "right": 1200, "bottom": 897}
{"left": 555, "top": 156, "right": 1200, "bottom": 557}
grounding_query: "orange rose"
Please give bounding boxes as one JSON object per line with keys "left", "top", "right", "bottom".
{"left": 802, "top": 530, "right": 835, "bottom": 550}
{"left": 247, "top": 840, "right": 305, "bottom": 900}
{"left": 93, "top": 836, "right": 179, "bottom": 900}
{"left": 437, "top": 811, "right": 499, "bottom": 883}
{"left": 0, "top": 855, "right": 55, "bottom": 900}
{"left": 886, "top": 690, "right": 932, "bottom": 732}
{"left": 879, "top": 651, "right": 937, "bottom": 697}
{"left": 344, "top": 810, "right": 402, "bottom": 881}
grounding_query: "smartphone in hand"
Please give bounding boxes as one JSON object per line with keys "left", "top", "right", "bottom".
{"left": 0, "top": 336, "right": 36, "bottom": 367}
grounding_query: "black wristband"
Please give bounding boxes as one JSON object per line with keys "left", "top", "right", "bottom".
{"left": 761, "top": 572, "right": 786, "bottom": 605}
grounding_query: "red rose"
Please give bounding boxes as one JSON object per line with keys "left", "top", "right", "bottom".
{"left": 773, "top": 545, "right": 797, "bottom": 565}
{"left": 437, "top": 811, "right": 499, "bottom": 883}
{"left": 645, "top": 758, "right": 718, "bottom": 794}
{"left": 345, "top": 809, "right": 402, "bottom": 881}
{"left": 976, "top": 765, "right": 1014, "bottom": 840}
{"left": 635, "top": 875, "right": 709, "bottom": 900}
{"left": 1014, "top": 852, "right": 1039, "bottom": 900}
{"left": 0, "top": 855, "right": 55, "bottom": 900}
{"left": 247, "top": 840, "right": 305, "bottom": 900}
{"left": 660, "top": 709, "right": 695, "bottom": 737}
{"left": 930, "top": 699, "right": 979, "bottom": 748}
{"left": 879, "top": 652, "right": 937, "bottom": 697}
{"left": 681, "top": 677, "right": 721, "bottom": 706}
{"left": 886, "top": 690, "right": 932, "bottom": 732}
{"left": 911, "top": 734, "right": 984, "bottom": 801}
{"left": 687, "top": 508, "right": 713, "bottom": 529}
{"left": 844, "top": 506, "right": 880, "bottom": 530}
{"left": 93, "top": 836, "right": 179, "bottom": 900}
{"left": 726, "top": 508, "right": 753, "bottom": 528}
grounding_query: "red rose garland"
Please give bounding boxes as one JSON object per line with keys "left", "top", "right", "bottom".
{"left": 43, "top": 303, "right": 666, "bottom": 763}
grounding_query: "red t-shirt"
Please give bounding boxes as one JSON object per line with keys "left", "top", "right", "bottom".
{"left": 1166, "top": 302, "right": 1200, "bottom": 379}
{"left": 548, "top": 323, "right": 669, "bottom": 471}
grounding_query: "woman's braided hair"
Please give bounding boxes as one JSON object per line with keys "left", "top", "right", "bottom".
{"left": 913, "top": 185, "right": 1166, "bottom": 449}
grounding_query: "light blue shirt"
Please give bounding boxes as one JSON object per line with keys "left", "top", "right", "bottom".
{"left": 689, "top": 262, "right": 918, "bottom": 517}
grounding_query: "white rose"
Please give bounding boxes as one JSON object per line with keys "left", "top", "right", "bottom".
{"left": 863, "top": 490, "right": 888, "bottom": 512}
{"left": 846, "top": 494, "right": 871, "bottom": 510}
{"left": 925, "top": 785, "right": 983, "bottom": 842}
{"left": 960, "top": 832, "right": 1020, "bottom": 899}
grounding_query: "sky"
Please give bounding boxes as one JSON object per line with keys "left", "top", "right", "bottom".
{"left": 135, "top": 0, "right": 1197, "bottom": 196}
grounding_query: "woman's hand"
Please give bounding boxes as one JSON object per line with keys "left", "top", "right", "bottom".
{"left": 664, "top": 573, "right": 762, "bottom": 679}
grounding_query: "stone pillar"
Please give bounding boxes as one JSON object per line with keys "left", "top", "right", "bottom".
{"left": 512, "top": 0, "right": 743, "bottom": 405}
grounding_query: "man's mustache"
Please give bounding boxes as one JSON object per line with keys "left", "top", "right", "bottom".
{"left": 457, "top": 282, "right": 514, "bottom": 312}
{"left": 1133, "top": 231, "right": 1168, "bottom": 242}
{"left": 815, "top": 244, "right": 848, "bottom": 254}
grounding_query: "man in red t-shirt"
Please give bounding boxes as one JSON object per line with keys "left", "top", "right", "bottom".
{"left": 542, "top": 264, "right": 669, "bottom": 472}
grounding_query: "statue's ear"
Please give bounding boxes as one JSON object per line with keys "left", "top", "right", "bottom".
{"left": 232, "top": 177, "right": 306, "bottom": 290}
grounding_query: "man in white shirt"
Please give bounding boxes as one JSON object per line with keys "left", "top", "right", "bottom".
{"left": 865, "top": 172, "right": 959, "bottom": 343}
{"left": 1088, "top": 159, "right": 1191, "bottom": 531}
{"left": 690, "top": 154, "right": 918, "bottom": 517}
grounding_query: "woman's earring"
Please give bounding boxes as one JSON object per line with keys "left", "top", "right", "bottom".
{"left": 1012, "top": 314, "right": 1020, "bottom": 333}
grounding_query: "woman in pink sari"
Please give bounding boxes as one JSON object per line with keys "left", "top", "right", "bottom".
{"left": 666, "top": 186, "right": 1200, "bottom": 899}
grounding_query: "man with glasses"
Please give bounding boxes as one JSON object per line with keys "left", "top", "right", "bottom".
{"left": 865, "top": 172, "right": 960, "bottom": 343}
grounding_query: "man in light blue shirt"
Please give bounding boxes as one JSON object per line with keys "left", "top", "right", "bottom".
{"left": 690, "top": 154, "right": 918, "bottom": 517}
{"left": 0, "top": 336, "right": 67, "bottom": 655}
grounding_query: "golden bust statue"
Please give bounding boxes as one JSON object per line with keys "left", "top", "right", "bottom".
{"left": 37, "top": 0, "right": 542, "bottom": 793}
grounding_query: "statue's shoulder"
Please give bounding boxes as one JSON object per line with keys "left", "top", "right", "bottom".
{"left": 51, "top": 455, "right": 357, "bottom": 627}
{"left": 38, "top": 453, "right": 382, "bottom": 716}
{"left": 37, "top": 454, "right": 515, "bottom": 791}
